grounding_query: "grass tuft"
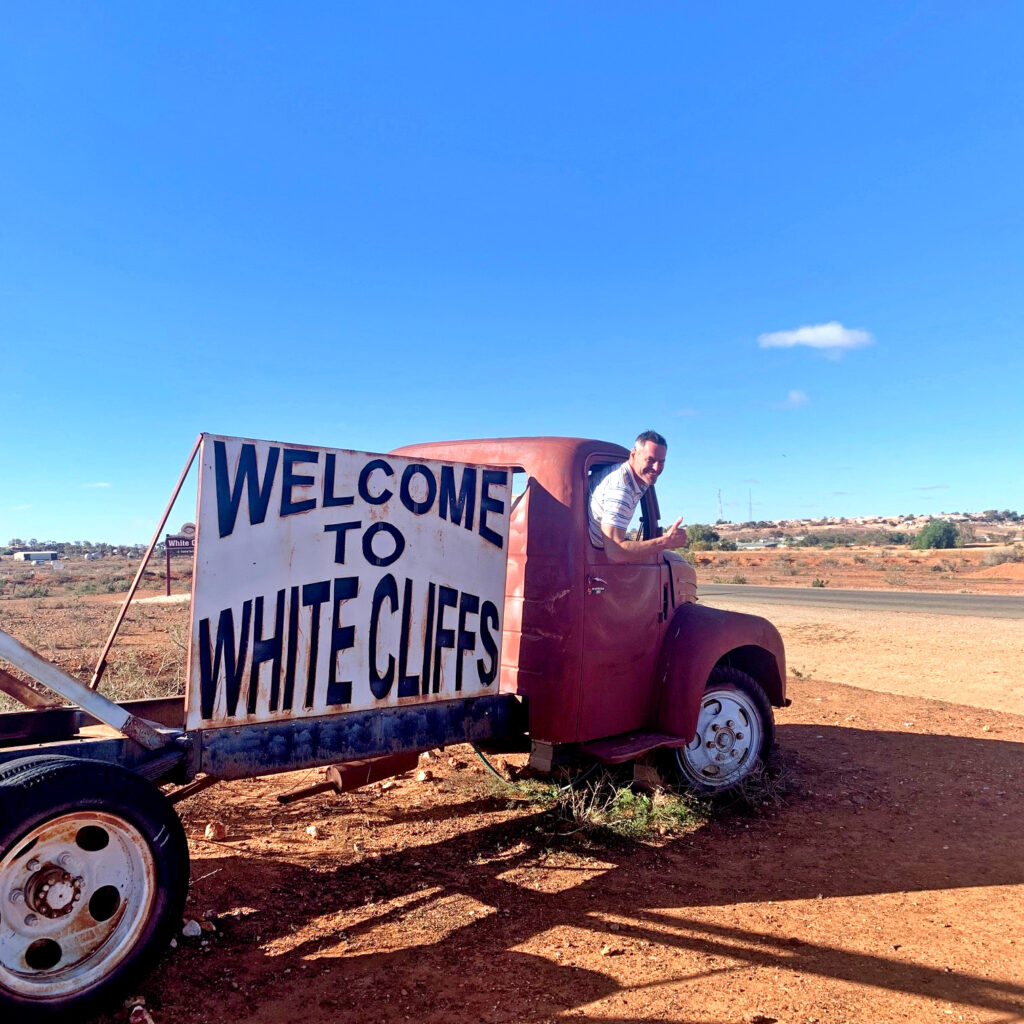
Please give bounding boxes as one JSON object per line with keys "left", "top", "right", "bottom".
{"left": 512, "top": 767, "right": 709, "bottom": 843}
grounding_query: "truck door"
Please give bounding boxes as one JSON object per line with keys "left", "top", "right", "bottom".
{"left": 578, "top": 458, "right": 665, "bottom": 742}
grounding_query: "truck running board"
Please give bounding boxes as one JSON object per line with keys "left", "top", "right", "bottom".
{"left": 578, "top": 730, "right": 688, "bottom": 765}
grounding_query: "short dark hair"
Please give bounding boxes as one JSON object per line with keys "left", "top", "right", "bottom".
{"left": 634, "top": 430, "right": 667, "bottom": 448}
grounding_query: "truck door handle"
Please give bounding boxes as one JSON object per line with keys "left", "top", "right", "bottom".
{"left": 587, "top": 575, "right": 607, "bottom": 595}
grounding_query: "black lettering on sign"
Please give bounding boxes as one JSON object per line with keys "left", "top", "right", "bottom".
{"left": 324, "top": 521, "right": 361, "bottom": 563}
{"left": 251, "top": 590, "right": 286, "bottom": 714}
{"left": 397, "top": 577, "right": 420, "bottom": 698}
{"left": 455, "top": 591, "right": 479, "bottom": 691}
{"left": 281, "top": 585, "right": 300, "bottom": 712}
{"left": 280, "top": 449, "right": 319, "bottom": 517}
{"left": 362, "top": 522, "right": 406, "bottom": 567}
{"left": 420, "top": 582, "right": 436, "bottom": 696}
{"left": 479, "top": 469, "right": 508, "bottom": 549}
{"left": 322, "top": 453, "right": 355, "bottom": 508}
{"left": 198, "top": 602, "right": 252, "bottom": 719}
{"left": 478, "top": 600, "right": 499, "bottom": 685}
{"left": 358, "top": 459, "right": 393, "bottom": 505}
{"left": 327, "top": 577, "right": 358, "bottom": 706}
{"left": 214, "top": 441, "right": 279, "bottom": 538}
{"left": 439, "top": 465, "right": 476, "bottom": 530}
{"left": 302, "top": 580, "right": 331, "bottom": 708}
{"left": 399, "top": 463, "right": 437, "bottom": 515}
{"left": 369, "top": 574, "right": 398, "bottom": 699}
{"left": 432, "top": 585, "right": 458, "bottom": 693}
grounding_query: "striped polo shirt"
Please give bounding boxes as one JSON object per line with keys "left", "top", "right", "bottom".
{"left": 588, "top": 461, "right": 647, "bottom": 547}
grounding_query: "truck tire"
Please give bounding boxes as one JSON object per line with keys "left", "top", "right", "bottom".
{"left": 0, "top": 756, "right": 73, "bottom": 785}
{"left": 0, "top": 757, "right": 190, "bottom": 1022}
{"left": 660, "top": 666, "right": 774, "bottom": 794}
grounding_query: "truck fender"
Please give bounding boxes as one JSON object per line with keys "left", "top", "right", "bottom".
{"left": 653, "top": 602, "right": 787, "bottom": 742}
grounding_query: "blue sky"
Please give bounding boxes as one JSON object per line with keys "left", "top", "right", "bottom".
{"left": 2, "top": 2, "right": 1022, "bottom": 543}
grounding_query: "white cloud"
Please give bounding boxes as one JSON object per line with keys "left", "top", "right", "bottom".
{"left": 914, "top": 484, "right": 950, "bottom": 491}
{"left": 758, "top": 321, "right": 874, "bottom": 358}
{"left": 82, "top": 482, "right": 111, "bottom": 489}
{"left": 770, "top": 389, "right": 809, "bottom": 410}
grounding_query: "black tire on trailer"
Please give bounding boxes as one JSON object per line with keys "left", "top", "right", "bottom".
{"left": 0, "top": 756, "right": 74, "bottom": 785}
{"left": 0, "top": 757, "right": 190, "bottom": 1022}
{"left": 659, "top": 666, "right": 775, "bottom": 794}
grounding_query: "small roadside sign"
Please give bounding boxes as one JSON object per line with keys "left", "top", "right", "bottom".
{"left": 165, "top": 533, "right": 195, "bottom": 596}
{"left": 165, "top": 535, "right": 195, "bottom": 557}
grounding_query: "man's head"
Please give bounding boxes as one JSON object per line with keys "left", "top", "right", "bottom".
{"left": 628, "top": 430, "right": 667, "bottom": 487}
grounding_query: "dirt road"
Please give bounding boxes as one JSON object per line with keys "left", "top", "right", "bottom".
{"left": 91, "top": 599, "right": 1023, "bottom": 1024}
{"left": 703, "top": 593, "right": 1024, "bottom": 717}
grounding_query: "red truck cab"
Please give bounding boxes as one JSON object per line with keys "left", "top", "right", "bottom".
{"left": 393, "top": 437, "right": 788, "bottom": 792}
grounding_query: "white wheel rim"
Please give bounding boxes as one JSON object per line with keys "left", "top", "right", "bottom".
{"left": 0, "top": 811, "right": 156, "bottom": 999}
{"left": 675, "top": 687, "right": 762, "bottom": 789}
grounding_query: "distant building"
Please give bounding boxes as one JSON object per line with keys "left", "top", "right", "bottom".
{"left": 14, "top": 551, "right": 59, "bottom": 564}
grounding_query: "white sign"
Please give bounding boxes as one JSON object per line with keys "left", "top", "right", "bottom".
{"left": 185, "top": 434, "right": 510, "bottom": 729}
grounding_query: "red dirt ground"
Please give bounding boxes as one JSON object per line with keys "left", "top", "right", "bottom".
{"left": 1, "top": 556, "right": 1021, "bottom": 1022}
{"left": 90, "top": 674, "right": 1024, "bottom": 1024}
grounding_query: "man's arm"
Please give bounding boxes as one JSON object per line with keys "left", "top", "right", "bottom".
{"left": 601, "top": 517, "right": 687, "bottom": 564}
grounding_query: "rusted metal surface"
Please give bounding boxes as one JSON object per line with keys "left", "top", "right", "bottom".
{"left": 654, "top": 602, "right": 787, "bottom": 741}
{"left": 119, "top": 715, "right": 168, "bottom": 751}
{"left": 0, "top": 666, "right": 56, "bottom": 709}
{"left": 168, "top": 774, "right": 220, "bottom": 805}
{"left": 577, "top": 730, "right": 688, "bottom": 764}
{"left": 0, "top": 736, "right": 139, "bottom": 771}
{"left": 196, "top": 693, "right": 523, "bottom": 780}
{"left": 0, "top": 631, "right": 173, "bottom": 752}
{"left": 0, "top": 698, "right": 183, "bottom": 755}
{"left": 91, "top": 434, "right": 202, "bottom": 690}
{"left": 277, "top": 751, "right": 420, "bottom": 803}
{"left": 185, "top": 435, "right": 511, "bottom": 731}
{"left": 0, "top": 705, "right": 80, "bottom": 746}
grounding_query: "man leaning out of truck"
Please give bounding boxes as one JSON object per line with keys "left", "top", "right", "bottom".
{"left": 588, "top": 430, "right": 687, "bottom": 563}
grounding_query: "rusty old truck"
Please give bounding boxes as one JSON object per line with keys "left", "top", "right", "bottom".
{"left": 0, "top": 433, "right": 787, "bottom": 1020}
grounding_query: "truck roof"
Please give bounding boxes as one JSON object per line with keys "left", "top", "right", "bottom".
{"left": 391, "top": 436, "right": 630, "bottom": 477}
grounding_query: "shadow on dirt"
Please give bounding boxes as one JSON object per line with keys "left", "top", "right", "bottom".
{"left": 117, "top": 723, "right": 1024, "bottom": 1023}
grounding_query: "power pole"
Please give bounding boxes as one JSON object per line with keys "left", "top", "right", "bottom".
{"left": 717, "top": 489, "right": 723, "bottom": 522}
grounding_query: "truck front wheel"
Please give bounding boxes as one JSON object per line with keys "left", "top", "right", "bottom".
{"left": 661, "top": 667, "right": 774, "bottom": 794}
{"left": 0, "top": 757, "right": 189, "bottom": 1021}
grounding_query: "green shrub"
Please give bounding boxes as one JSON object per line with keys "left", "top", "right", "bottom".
{"left": 911, "top": 519, "right": 960, "bottom": 549}
{"left": 687, "top": 524, "right": 720, "bottom": 550}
